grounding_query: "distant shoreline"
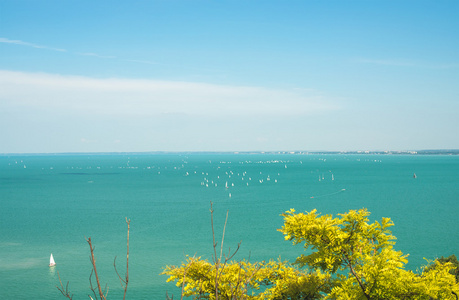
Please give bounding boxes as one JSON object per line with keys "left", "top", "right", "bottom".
{"left": 2, "top": 149, "right": 459, "bottom": 156}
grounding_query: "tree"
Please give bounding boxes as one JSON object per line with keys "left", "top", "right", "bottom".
{"left": 162, "top": 203, "right": 331, "bottom": 299}
{"left": 424, "top": 254, "right": 459, "bottom": 283}
{"left": 164, "top": 207, "right": 459, "bottom": 299}
{"left": 163, "top": 256, "right": 331, "bottom": 299}
{"left": 279, "top": 208, "right": 459, "bottom": 299}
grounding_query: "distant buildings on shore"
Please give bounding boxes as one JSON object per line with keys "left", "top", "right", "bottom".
{"left": 235, "top": 149, "right": 459, "bottom": 155}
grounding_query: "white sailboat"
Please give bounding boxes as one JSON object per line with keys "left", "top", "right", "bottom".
{"left": 49, "top": 253, "right": 56, "bottom": 267}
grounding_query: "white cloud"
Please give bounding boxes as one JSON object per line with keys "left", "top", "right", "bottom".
{"left": 125, "top": 59, "right": 158, "bottom": 65}
{"left": 0, "top": 37, "right": 66, "bottom": 52}
{"left": 76, "top": 52, "right": 116, "bottom": 59}
{"left": 355, "top": 58, "right": 415, "bottom": 67}
{"left": 355, "top": 57, "right": 459, "bottom": 69}
{"left": 0, "top": 70, "right": 339, "bottom": 117}
{"left": 1, "top": 37, "right": 157, "bottom": 66}
{"left": 80, "top": 138, "right": 97, "bottom": 143}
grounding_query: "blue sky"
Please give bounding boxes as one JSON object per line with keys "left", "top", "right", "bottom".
{"left": 1, "top": 0, "right": 458, "bottom": 153}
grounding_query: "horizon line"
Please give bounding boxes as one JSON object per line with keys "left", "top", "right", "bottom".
{"left": 1, "top": 149, "right": 459, "bottom": 156}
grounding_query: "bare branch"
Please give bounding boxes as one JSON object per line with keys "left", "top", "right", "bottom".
{"left": 112, "top": 218, "right": 131, "bottom": 300}
{"left": 56, "top": 270, "right": 73, "bottom": 299}
{"left": 124, "top": 217, "right": 130, "bottom": 300}
{"left": 224, "top": 241, "right": 241, "bottom": 263}
{"left": 210, "top": 202, "right": 218, "bottom": 264}
{"left": 166, "top": 291, "right": 174, "bottom": 300}
{"left": 104, "top": 284, "right": 109, "bottom": 299}
{"left": 209, "top": 202, "right": 243, "bottom": 300}
{"left": 114, "top": 256, "right": 126, "bottom": 285}
{"left": 86, "top": 237, "right": 106, "bottom": 300}
{"left": 113, "top": 218, "right": 131, "bottom": 300}
{"left": 88, "top": 269, "right": 98, "bottom": 300}
{"left": 219, "top": 209, "right": 229, "bottom": 263}
{"left": 210, "top": 202, "right": 220, "bottom": 300}
{"left": 57, "top": 220, "right": 131, "bottom": 300}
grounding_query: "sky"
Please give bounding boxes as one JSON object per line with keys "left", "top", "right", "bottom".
{"left": 1, "top": 0, "right": 458, "bottom": 153}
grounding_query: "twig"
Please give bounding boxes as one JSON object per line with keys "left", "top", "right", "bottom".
{"left": 209, "top": 202, "right": 242, "bottom": 300}
{"left": 224, "top": 242, "right": 241, "bottom": 262}
{"left": 89, "top": 269, "right": 98, "bottom": 300}
{"left": 124, "top": 218, "right": 130, "bottom": 299}
{"left": 103, "top": 283, "right": 109, "bottom": 299}
{"left": 219, "top": 210, "right": 229, "bottom": 263}
{"left": 210, "top": 202, "right": 220, "bottom": 300}
{"left": 56, "top": 270, "right": 73, "bottom": 299}
{"left": 210, "top": 202, "right": 218, "bottom": 264}
{"left": 165, "top": 291, "right": 174, "bottom": 300}
{"left": 114, "top": 218, "right": 131, "bottom": 300}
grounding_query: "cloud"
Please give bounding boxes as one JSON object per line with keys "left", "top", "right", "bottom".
{"left": 0, "top": 70, "right": 338, "bottom": 117}
{"left": 80, "top": 138, "right": 97, "bottom": 144}
{"left": 0, "top": 37, "right": 66, "bottom": 52}
{"left": 76, "top": 52, "right": 117, "bottom": 59}
{"left": 125, "top": 59, "right": 158, "bottom": 65}
{"left": 1, "top": 37, "right": 157, "bottom": 65}
{"left": 356, "top": 58, "right": 415, "bottom": 67}
{"left": 355, "top": 57, "right": 459, "bottom": 69}
{"left": 1, "top": 37, "right": 117, "bottom": 59}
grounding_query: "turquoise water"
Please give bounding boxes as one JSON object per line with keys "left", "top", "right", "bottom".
{"left": 0, "top": 153, "right": 458, "bottom": 299}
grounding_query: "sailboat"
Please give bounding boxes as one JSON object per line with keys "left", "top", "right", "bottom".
{"left": 49, "top": 253, "right": 56, "bottom": 267}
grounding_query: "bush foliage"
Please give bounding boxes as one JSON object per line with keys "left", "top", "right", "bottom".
{"left": 163, "top": 208, "right": 459, "bottom": 300}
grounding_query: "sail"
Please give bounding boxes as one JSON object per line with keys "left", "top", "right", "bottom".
{"left": 49, "top": 253, "right": 56, "bottom": 266}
